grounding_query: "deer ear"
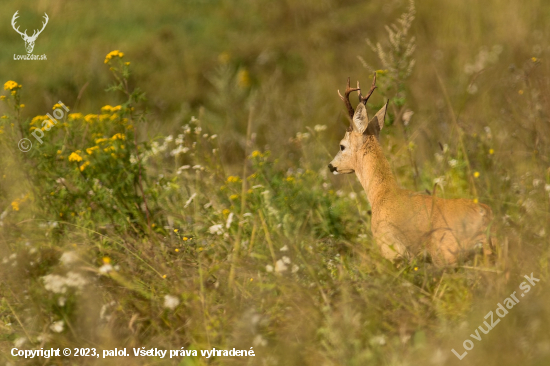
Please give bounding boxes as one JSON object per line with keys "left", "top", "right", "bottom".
{"left": 352, "top": 103, "right": 369, "bottom": 133}
{"left": 365, "top": 100, "right": 389, "bottom": 137}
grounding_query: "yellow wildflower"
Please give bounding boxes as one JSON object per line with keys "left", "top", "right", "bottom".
{"left": 102, "top": 257, "right": 111, "bottom": 264}
{"left": 111, "top": 133, "right": 126, "bottom": 140}
{"left": 84, "top": 114, "right": 97, "bottom": 123}
{"left": 237, "top": 69, "right": 250, "bottom": 88}
{"left": 68, "top": 152, "right": 83, "bottom": 162}
{"left": 79, "top": 162, "right": 90, "bottom": 171}
{"left": 101, "top": 105, "right": 113, "bottom": 113}
{"left": 19, "top": 104, "right": 25, "bottom": 108}
{"left": 57, "top": 150, "right": 62, "bottom": 154}
{"left": 104, "top": 50, "right": 124, "bottom": 64}
{"left": 286, "top": 176, "right": 294, "bottom": 182}
{"left": 31, "top": 115, "right": 47, "bottom": 125}
{"left": 251, "top": 150, "right": 262, "bottom": 158}
{"left": 52, "top": 103, "right": 66, "bottom": 110}
{"left": 11, "top": 200, "right": 20, "bottom": 211}
{"left": 95, "top": 137, "right": 108, "bottom": 144}
{"left": 162, "top": 274, "right": 167, "bottom": 279}
{"left": 222, "top": 209, "right": 230, "bottom": 216}
{"left": 229, "top": 194, "right": 239, "bottom": 200}
{"left": 226, "top": 176, "right": 240, "bottom": 183}
{"left": 4, "top": 81, "right": 21, "bottom": 91}
{"left": 0, "top": 96, "right": 5, "bottom": 100}
{"left": 175, "top": 248, "right": 179, "bottom": 252}
{"left": 474, "top": 171, "right": 480, "bottom": 178}
{"left": 532, "top": 57, "right": 538, "bottom": 62}
{"left": 518, "top": 90, "right": 524, "bottom": 95}
{"left": 183, "top": 237, "right": 188, "bottom": 241}
{"left": 473, "top": 198, "right": 479, "bottom": 204}
{"left": 68, "top": 113, "right": 83, "bottom": 120}
{"left": 489, "top": 149, "right": 494, "bottom": 155}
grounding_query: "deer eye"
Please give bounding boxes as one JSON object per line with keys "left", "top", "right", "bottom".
{"left": 340, "top": 145, "right": 345, "bottom": 151}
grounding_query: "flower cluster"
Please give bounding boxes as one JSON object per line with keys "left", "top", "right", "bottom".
{"left": 104, "top": 50, "right": 125, "bottom": 64}
{"left": 4, "top": 80, "right": 21, "bottom": 91}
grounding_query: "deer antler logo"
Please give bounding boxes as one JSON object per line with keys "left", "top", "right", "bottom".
{"left": 11, "top": 11, "right": 49, "bottom": 54}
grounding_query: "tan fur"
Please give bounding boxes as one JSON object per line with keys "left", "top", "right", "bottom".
{"left": 329, "top": 101, "right": 496, "bottom": 266}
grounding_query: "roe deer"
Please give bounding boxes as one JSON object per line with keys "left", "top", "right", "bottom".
{"left": 328, "top": 75, "right": 496, "bottom": 266}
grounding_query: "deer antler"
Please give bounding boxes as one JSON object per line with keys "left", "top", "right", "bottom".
{"left": 29, "top": 13, "right": 49, "bottom": 40}
{"left": 11, "top": 11, "right": 28, "bottom": 37}
{"left": 338, "top": 77, "right": 360, "bottom": 120}
{"left": 357, "top": 72, "right": 377, "bottom": 105}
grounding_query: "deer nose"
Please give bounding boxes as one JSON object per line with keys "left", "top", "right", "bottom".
{"left": 328, "top": 164, "right": 337, "bottom": 173}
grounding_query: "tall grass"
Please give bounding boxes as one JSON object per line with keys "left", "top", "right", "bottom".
{"left": 1, "top": 0, "right": 550, "bottom": 365}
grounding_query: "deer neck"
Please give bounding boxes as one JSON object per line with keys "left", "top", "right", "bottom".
{"left": 355, "top": 136, "right": 398, "bottom": 206}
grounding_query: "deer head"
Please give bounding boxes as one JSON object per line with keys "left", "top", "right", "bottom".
{"left": 12, "top": 11, "right": 49, "bottom": 54}
{"left": 328, "top": 74, "right": 388, "bottom": 174}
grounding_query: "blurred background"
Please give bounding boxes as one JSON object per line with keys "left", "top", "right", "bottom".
{"left": 1, "top": 0, "right": 550, "bottom": 365}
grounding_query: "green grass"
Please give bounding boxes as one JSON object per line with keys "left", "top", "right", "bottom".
{"left": 1, "top": 0, "right": 550, "bottom": 365}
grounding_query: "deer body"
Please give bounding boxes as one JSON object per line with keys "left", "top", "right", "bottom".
{"left": 329, "top": 77, "right": 495, "bottom": 266}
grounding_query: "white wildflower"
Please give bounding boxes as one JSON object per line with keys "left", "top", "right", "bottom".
{"left": 433, "top": 176, "right": 446, "bottom": 187}
{"left": 183, "top": 193, "right": 196, "bottom": 209}
{"left": 14, "top": 337, "right": 26, "bottom": 347}
{"left": 60, "top": 251, "right": 78, "bottom": 266}
{"left": 210, "top": 134, "right": 217, "bottom": 140}
{"left": 292, "top": 264, "right": 299, "bottom": 273}
{"left": 50, "top": 320, "right": 64, "bottom": 333}
{"left": 448, "top": 159, "right": 458, "bottom": 167}
{"left": 202, "top": 134, "right": 208, "bottom": 138}
{"left": 99, "top": 264, "right": 113, "bottom": 274}
{"left": 164, "top": 135, "right": 174, "bottom": 143}
{"left": 349, "top": 192, "right": 357, "bottom": 200}
{"left": 175, "top": 134, "right": 184, "bottom": 145}
{"left": 42, "top": 271, "right": 88, "bottom": 294}
{"left": 183, "top": 124, "right": 191, "bottom": 134}
{"left": 467, "top": 84, "right": 478, "bottom": 95}
{"left": 533, "top": 179, "right": 542, "bottom": 188}
{"left": 163, "top": 295, "right": 180, "bottom": 310}
{"left": 275, "top": 259, "right": 288, "bottom": 273}
{"left": 253, "top": 334, "right": 268, "bottom": 347}
{"left": 36, "top": 334, "right": 51, "bottom": 343}
{"left": 314, "top": 124, "right": 327, "bottom": 132}
{"left": 194, "top": 127, "right": 202, "bottom": 135}
{"left": 370, "top": 335, "right": 386, "bottom": 346}
{"left": 545, "top": 184, "right": 550, "bottom": 192}
{"left": 402, "top": 109, "right": 414, "bottom": 126}
{"left": 281, "top": 256, "right": 291, "bottom": 264}
{"left": 208, "top": 224, "right": 223, "bottom": 235}
{"left": 296, "top": 132, "right": 310, "bottom": 141}
{"left": 170, "top": 146, "right": 190, "bottom": 156}
{"left": 280, "top": 245, "right": 288, "bottom": 252}
{"left": 226, "top": 212, "right": 234, "bottom": 228}
{"left": 58, "top": 296, "right": 66, "bottom": 306}
{"left": 265, "top": 264, "right": 273, "bottom": 273}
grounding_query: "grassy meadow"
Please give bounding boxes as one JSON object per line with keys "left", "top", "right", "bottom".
{"left": 1, "top": 0, "right": 550, "bottom": 364}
